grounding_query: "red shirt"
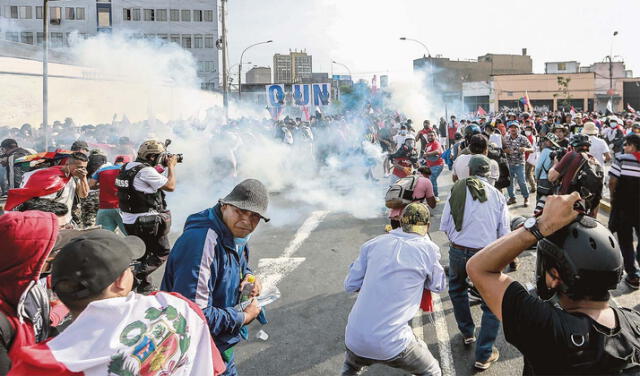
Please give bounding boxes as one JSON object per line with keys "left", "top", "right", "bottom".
{"left": 392, "top": 158, "right": 413, "bottom": 178}
{"left": 424, "top": 141, "right": 444, "bottom": 167}
{"left": 93, "top": 165, "right": 121, "bottom": 209}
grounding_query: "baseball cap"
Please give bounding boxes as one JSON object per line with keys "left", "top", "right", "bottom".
{"left": 52, "top": 230, "right": 145, "bottom": 300}
{"left": 220, "top": 178, "right": 270, "bottom": 222}
{"left": 400, "top": 202, "right": 431, "bottom": 236}
{"left": 507, "top": 120, "right": 520, "bottom": 128}
{"left": 1, "top": 138, "right": 18, "bottom": 149}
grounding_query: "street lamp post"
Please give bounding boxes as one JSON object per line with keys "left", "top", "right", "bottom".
{"left": 331, "top": 60, "right": 352, "bottom": 83}
{"left": 43, "top": 0, "right": 49, "bottom": 151}
{"left": 220, "top": 0, "right": 228, "bottom": 119}
{"left": 606, "top": 31, "right": 619, "bottom": 112}
{"left": 400, "top": 36, "right": 434, "bottom": 89}
{"left": 238, "top": 40, "right": 272, "bottom": 99}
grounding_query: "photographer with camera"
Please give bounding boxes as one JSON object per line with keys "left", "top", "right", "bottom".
{"left": 467, "top": 193, "right": 640, "bottom": 375}
{"left": 116, "top": 140, "right": 179, "bottom": 294}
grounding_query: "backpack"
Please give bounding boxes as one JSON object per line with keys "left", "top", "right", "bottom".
{"left": 385, "top": 175, "right": 419, "bottom": 209}
{"left": 567, "top": 152, "right": 604, "bottom": 213}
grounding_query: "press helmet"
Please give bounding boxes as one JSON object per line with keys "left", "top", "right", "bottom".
{"left": 137, "top": 140, "right": 166, "bottom": 164}
{"left": 536, "top": 216, "right": 623, "bottom": 301}
{"left": 464, "top": 124, "right": 482, "bottom": 138}
{"left": 569, "top": 134, "right": 591, "bottom": 148}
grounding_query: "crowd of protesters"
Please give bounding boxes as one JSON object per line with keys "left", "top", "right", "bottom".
{"left": 1, "top": 104, "right": 639, "bottom": 376}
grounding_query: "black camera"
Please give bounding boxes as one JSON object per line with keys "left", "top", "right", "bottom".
{"left": 160, "top": 139, "right": 183, "bottom": 166}
{"left": 550, "top": 147, "right": 568, "bottom": 162}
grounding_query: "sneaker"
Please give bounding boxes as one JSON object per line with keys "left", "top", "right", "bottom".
{"left": 435, "top": 196, "right": 441, "bottom": 202}
{"left": 509, "top": 258, "right": 519, "bottom": 272}
{"left": 474, "top": 347, "right": 500, "bottom": 370}
{"left": 468, "top": 287, "right": 482, "bottom": 305}
{"left": 624, "top": 276, "right": 640, "bottom": 290}
{"left": 523, "top": 198, "right": 529, "bottom": 207}
{"left": 507, "top": 197, "right": 517, "bottom": 205}
{"left": 530, "top": 187, "right": 536, "bottom": 194}
{"left": 464, "top": 336, "right": 477, "bottom": 345}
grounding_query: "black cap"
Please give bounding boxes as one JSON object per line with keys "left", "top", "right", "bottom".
{"left": 71, "top": 140, "right": 89, "bottom": 151}
{"left": 52, "top": 230, "right": 145, "bottom": 300}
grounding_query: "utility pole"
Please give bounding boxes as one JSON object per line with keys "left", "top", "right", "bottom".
{"left": 43, "top": 0, "right": 49, "bottom": 151}
{"left": 220, "top": 0, "right": 228, "bottom": 119}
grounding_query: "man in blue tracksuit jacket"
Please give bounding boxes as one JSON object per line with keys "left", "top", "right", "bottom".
{"left": 161, "top": 179, "right": 270, "bottom": 375}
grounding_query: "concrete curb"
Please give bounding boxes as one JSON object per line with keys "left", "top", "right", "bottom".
{"left": 600, "top": 200, "right": 611, "bottom": 213}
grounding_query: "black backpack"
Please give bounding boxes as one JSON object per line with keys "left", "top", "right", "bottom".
{"left": 567, "top": 152, "right": 604, "bottom": 213}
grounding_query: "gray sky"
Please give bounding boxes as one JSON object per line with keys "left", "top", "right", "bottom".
{"left": 226, "top": 0, "right": 637, "bottom": 82}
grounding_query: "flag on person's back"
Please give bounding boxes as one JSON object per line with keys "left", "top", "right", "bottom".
{"left": 8, "top": 292, "right": 226, "bottom": 376}
{"left": 4, "top": 165, "right": 70, "bottom": 211}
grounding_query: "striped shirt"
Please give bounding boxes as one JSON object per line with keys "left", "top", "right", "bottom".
{"left": 609, "top": 153, "right": 639, "bottom": 220}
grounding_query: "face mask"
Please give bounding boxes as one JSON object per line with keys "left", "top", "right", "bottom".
{"left": 234, "top": 234, "right": 252, "bottom": 252}
{"left": 525, "top": 131, "right": 532, "bottom": 136}
{"left": 400, "top": 130, "right": 407, "bottom": 136}
{"left": 610, "top": 122, "right": 617, "bottom": 128}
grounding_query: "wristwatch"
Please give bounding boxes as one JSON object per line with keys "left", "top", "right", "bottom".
{"left": 523, "top": 217, "right": 544, "bottom": 240}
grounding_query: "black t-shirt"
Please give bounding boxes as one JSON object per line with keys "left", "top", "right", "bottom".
{"left": 502, "top": 281, "right": 624, "bottom": 375}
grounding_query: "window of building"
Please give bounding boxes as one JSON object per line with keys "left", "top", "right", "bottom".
{"left": 65, "top": 7, "right": 74, "bottom": 20}
{"left": 204, "top": 34, "right": 214, "bottom": 48}
{"left": 76, "top": 8, "right": 85, "bottom": 20}
{"left": 170, "top": 34, "right": 180, "bottom": 44}
{"left": 203, "top": 10, "right": 213, "bottom": 22}
{"left": 144, "top": 9, "right": 154, "bottom": 21}
{"left": 170, "top": 9, "right": 179, "bottom": 21}
{"left": 144, "top": 34, "right": 155, "bottom": 39}
{"left": 9, "top": 6, "right": 18, "bottom": 18}
{"left": 193, "top": 10, "right": 202, "bottom": 22}
{"left": 181, "top": 10, "right": 190, "bottom": 22}
{"left": 181, "top": 34, "right": 192, "bottom": 49}
{"left": 36, "top": 32, "right": 44, "bottom": 45}
{"left": 50, "top": 32, "right": 64, "bottom": 48}
{"left": 97, "top": 8, "right": 110, "bottom": 27}
{"left": 123, "top": 8, "right": 131, "bottom": 21}
{"left": 21, "top": 31, "right": 33, "bottom": 44}
{"left": 5, "top": 32, "right": 19, "bottom": 42}
{"left": 132, "top": 8, "right": 140, "bottom": 21}
{"left": 156, "top": 9, "right": 167, "bottom": 21}
{"left": 50, "top": 7, "right": 62, "bottom": 24}
{"left": 193, "top": 34, "right": 203, "bottom": 48}
{"left": 36, "top": 6, "right": 43, "bottom": 19}
{"left": 18, "top": 6, "right": 32, "bottom": 19}
{"left": 557, "top": 62, "right": 566, "bottom": 71}
{"left": 157, "top": 33, "right": 168, "bottom": 41}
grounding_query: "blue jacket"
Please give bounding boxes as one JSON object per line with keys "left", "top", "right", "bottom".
{"left": 161, "top": 204, "right": 252, "bottom": 352}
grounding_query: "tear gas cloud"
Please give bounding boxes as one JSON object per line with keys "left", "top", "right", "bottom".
{"left": 1, "top": 32, "right": 438, "bottom": 228}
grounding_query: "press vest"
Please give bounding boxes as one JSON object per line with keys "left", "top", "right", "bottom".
{"left": 115, "top": 163, "right": 166, "bottom": 214}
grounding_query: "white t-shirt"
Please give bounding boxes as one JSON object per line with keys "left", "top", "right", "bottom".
{"left": 120, "top": 162, "right": 168, "bottom": 225}
{"left": 452, "top": 154, "right": 500, "bottom": 185}
{"left": 489, "top": 133, "right": 503, "bottom": 148}
{"left": 392, "top": 134, "right": 411, "bottom": 152}
{"left": 588, "top": 136, "right": 610, "bottom": 167}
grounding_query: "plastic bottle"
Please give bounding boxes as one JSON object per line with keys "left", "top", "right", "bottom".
{"left": 240, "top": 275, "right": 255, "bottom": 302}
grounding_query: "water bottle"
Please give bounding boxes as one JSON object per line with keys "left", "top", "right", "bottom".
{"left": 239, "top": 274, "right": 255, "bottom": 303}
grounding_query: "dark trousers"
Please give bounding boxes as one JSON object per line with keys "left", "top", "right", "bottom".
{"left": 616, "top": 220, "right": 640, "bottom": 279}
{"left": 124, "top": 223, "right": 171, "bottom": 291}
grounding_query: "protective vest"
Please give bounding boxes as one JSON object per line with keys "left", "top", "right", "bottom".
{"left": 115, "top": 163, "right": 166, "bottom": 214}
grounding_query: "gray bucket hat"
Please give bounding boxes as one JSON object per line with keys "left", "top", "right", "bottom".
{"left": 219, "top": 179, "right": 270, "bottom": 222}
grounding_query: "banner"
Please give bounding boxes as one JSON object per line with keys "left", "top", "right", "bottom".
{"left": 265, "top": 83, "right": 331, "bottom": 107}
{"left": 292, "top": 84, "right": 311, "bottom": 106}
{"left": 265, "top": 84, "right": 285, "bottom": 107}
{"left": 312, "top": 83, "right": 331, "bottom": 106}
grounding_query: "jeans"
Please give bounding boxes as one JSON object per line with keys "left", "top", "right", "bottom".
{"left": 617, "top": 221, "right": 640, "bottom": 279}
{"left": 448, "top": 246, "right": 500, "bottom": 362}
{"left": 96, "top": 208, "right": 127, "bottom": 234}
{"left": 506, "top": 163, "right": 529, "bottom": 200}
{"left": 342, "top": 338, "right": 441, "bottom": 376}
{"left": 429, "top": 164, "right": 443, "bottom": 197}
{"left": 220, "top": 351, "right": 237, "bottom": 376}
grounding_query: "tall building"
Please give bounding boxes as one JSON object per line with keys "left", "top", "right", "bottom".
{"left": 245, "top": 66, "right": 271, "bottom": 84}
{"left": 272, "top": 49, "right": 312, "bottom": 83}
{"left": 0, "top": 0, "right": 219, "bottom": 89}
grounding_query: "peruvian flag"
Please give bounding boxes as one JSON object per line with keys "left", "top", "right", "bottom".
{"left": 5, "top": 166, "right": 70, "bottom": 211}
{"left": 476, "top": 106, "right": 487, "bottom": 116}
{"left": 300, "top": 105, "right": 311, "bottom": 121}
{"left": 8, "top": 292, "right": 226, "bottom": 376}
{"left": 627, "top": 103, "right": 636, "bottom": 113}
{"left": 267, "top": 105, "right": 284, "bottom": 121}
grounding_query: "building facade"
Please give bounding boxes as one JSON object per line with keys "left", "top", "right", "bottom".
{"left": 0, "top": 0, "right": 219, "bottom": 89}
{"left": 545, "top": 61, "right": 580, "bottom": 74}
{"left": 245, "top": 66, "right": 271, "bottom": 84}
{"left": 272, "top": 50, "right": 312, "bottom": 84}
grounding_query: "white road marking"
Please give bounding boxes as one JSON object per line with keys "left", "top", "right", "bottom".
{"left": 257, "top": 210, "right": 330, "bottom": 293}
{"left": 432, "top": 293, "right": 456, "bottom": 376}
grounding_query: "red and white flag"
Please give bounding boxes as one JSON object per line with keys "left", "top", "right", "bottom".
{"left": 9, "top": 292, "right": 226, "bottom": 376}
{"left": 476, "top": 106, "right": 487, "bottom": 116}
{"left": 627, "top": 103, "right": 636, "bottom": 113}
{"left": 301, "top": 105, "right": 311, "bottom": 121}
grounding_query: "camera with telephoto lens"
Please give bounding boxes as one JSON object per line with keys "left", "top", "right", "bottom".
{"left": 160, "top": 139, "right": 183, "bottom": 166}
{"left": 549, "top": 146, "right": 568, "bottom": 162}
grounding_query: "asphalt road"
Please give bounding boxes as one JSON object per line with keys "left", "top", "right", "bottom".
{"left": 153, "top": 169, "right": 640, "bottom": 376}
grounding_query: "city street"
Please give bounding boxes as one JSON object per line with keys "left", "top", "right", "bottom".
{"left": 153, "top": 169, "right": 640, "bottom": 376}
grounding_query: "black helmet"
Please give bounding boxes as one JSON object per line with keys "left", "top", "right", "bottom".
{"left": 536, "top": 216, "right": 623, "bottom": 301}
{"left": 454, "top": 132, "right": 463, "bottom": 140}
{"left": 570, "top": 134, "right": 591, "bottom": 148}
{"left": 464, "top": 124, "right": 482, "bottom": 137}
